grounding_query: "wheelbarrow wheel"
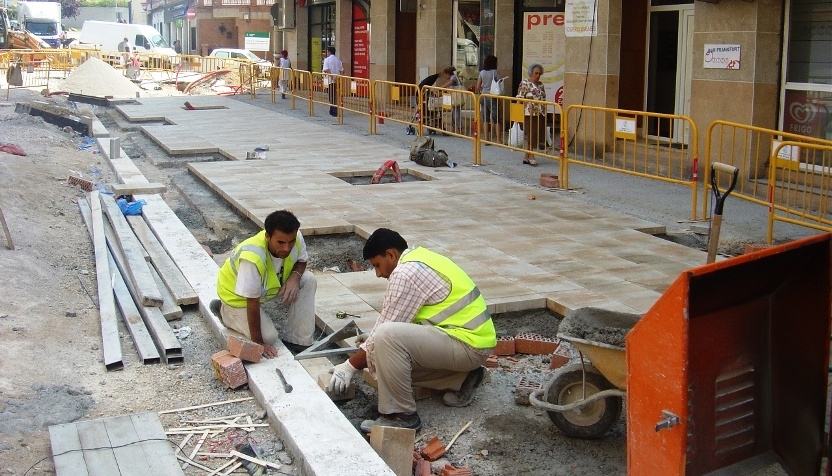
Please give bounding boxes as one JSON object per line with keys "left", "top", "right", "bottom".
{"left": 546, "top": 363, "right": 623, "bottom": 439}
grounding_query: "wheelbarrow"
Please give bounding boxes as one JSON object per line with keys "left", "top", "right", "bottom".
{"left": 529, "top": 307, "right": 641, "bottom": 439}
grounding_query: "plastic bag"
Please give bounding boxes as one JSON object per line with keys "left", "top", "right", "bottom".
{"left": 117, "top": 197, "right": 146, "bottom": 216}
{"left": 508, "top": 122, "right": 524, "bottom": 148}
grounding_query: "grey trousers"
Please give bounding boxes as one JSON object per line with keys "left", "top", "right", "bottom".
{"left": 219, "top": 270, "right": 317, "bottom": 346}
{"left": 373, "top": 321, "right": 491, "bottom": 414}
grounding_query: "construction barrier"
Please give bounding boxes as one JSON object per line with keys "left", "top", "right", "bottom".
{"left": 4, "top": 60, "right": 51, "bottom": 99}
{"left": 563, "top": 105, "right": 699, "bottom": 219}
{"left": 269, "top": 66, "right": 296, "bottom": 109}
{"left": 371, "top": 80, "right": 421, "bottom": 135}
{"left": 704, "top": 121, "right": 832, "bottom": 236}
{"left": 767, "top": 141, "right": 832, "bottom": 241}
{"left": 420, "top": 84, "right": 479, "bottom": 162}
{"left": 480, "top": 94, "right": 563, "bottom": 170}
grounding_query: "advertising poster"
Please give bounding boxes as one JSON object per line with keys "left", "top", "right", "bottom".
{"left": 783, "top": 90, "right": 832, "bottom": 141}
{"left": 352, "top": 5, "right": 369, "bottom": 80}
{"left": 244, "top": 32, "right": 270, "bottom": 52}
{"left": 523, "top": 12, "right": 565, "bottom": 111}
{"left": 564, "top": 0, "right": 597, "bottom": 37}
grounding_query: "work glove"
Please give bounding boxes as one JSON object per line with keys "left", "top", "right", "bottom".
{"left": 327, "top": 360, "right": 358, "bottom": 395}
{"left": 355, "top": 333, "right": 370, "bottom": 345}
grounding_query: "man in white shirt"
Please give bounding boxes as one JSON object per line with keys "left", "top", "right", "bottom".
{"left": 212, "top": 210, "right": 317, "bottom": 357}
{"left": 322, "top": 46, "right": 344, "bottom": 117}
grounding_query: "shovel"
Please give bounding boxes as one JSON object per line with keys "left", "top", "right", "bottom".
{"left": 706, "top": 162, "right": 739, "bottom": 264}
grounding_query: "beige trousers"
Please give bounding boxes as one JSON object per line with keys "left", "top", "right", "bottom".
{"left": 220, "top": 270, "right": 317, "bottom": 346}
{"left": 372, "top": 321, "right": 491, "bottom": 414}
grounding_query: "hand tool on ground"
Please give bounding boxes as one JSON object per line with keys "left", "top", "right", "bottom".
{"left": 336, "top": 311, "right": 361, "bottom": 319}
{"left": 275, "top": 368, "right": 293, "bottom": 393}
{"left": 294, "top": 320, "right": 361, "bottom": 360}
{"left": 706, "top": 162, "right": 739, "bottom": 264}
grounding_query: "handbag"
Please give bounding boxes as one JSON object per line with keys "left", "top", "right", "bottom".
{"left": 508, "top": 122, "right": 524, "bottom": 148}
{"left": 447, "top": 85, "right": 466, "bottom": 107}
{"left": 490, "top": 72, "right": 504, "bottom": 96}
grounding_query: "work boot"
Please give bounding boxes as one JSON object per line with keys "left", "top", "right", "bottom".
{"left": 209, "top": 299, "right": 221, "bottom": 318}
{"left": 329, "top": 106, "right": 337, "bottom": 117}
{"left": 442, "top": 366, "right": 485, "bottom": 407}
{"left": 360, "top": 412, "right": 421, "bottom": 433}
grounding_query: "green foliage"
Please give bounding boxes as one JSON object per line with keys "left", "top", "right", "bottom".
{"left": 79, "top": 0, "right": 120, "bottom": 7}
{"left": 61, "top": 0, "right": 82, "bottom": 19}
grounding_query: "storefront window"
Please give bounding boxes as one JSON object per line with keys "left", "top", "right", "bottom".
{"left": 455, "top": 0, "right": 480, "bottom": 86}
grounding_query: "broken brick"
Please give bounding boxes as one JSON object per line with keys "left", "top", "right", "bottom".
{"left": 493, "top": 336, "right": 515, "bottom": 356}
{"left": 420, "top": 436, "right": 446, "bottom": 461}
{"left": 211, "top": 350, "right": 248, "bottom": 389}
{"left": 440, "top": 464, "right": 473, "bottom": 476}
{"left": 514, "top": 333, "right": 559, "bottom": 355}
{"left": 68, "top": 175, "right": 94, "bottom": 192}
{"left": 413, "top": 451, "right": 431, "bottom": 476}
{"left": 484, "top": 354, "right": 499, "bottom": 368}
{"left": 539, "top": 173, "right": 560, "bottom": 189}
{"left": 514, "top": 376, "right": 542, "bottom": 406}
{"left": 549, "top": 344, "right": 572, "bottom": 370}
{"left": 226, "top": 335, "right": 263, "bottom": 363}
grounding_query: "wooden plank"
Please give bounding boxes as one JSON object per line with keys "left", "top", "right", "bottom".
{"left": 99, "top": 194, "right": 163, "bottom": 307}
{"left": 149, "top": 264, "right": 183, "bottom": 321}
{"left": 78, "top": 199, "right": 161, "bottom": 365}
{"left": 75, "top": 419, "right": 121, "bottom": 476}
{"left": 228, "top": 450, "right": 282, "bottom": 470}
{"left": 130, "top": 412, "right": 185, "bottom": 476}
{"left": 157, "top": 397, "right": 253, "bottom": 415}
{"left": 126, "top": 215, "right": 197, "bottom": 305}
{"left": 110, "top": 182, "right": 167, "bottom": 195}
{"left": 181, "top": 430, "right": 209, "bottom": 470}
{"left": 88, "top": 191, "right": 123, "bottom": 371}
{"left": 369, "top": 426, "right": 415, "bottom": 476}
{"left": 49, "top": 423, "right": 90, "bottom": 476}
{"left": 103, "top": 415, "right": 154, "bottom": 476}
{"left": 0, "top": 205, "right": 14, "bottom": 250}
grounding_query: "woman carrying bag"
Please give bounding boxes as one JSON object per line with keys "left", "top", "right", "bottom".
{"left": 476, "top": 55, "right": 503, "bottom": 145}
{"left": 516, "top": 64, "right": 546, "bottom": 166}
{"left": 437, "top": 66, "right": 464, "bottom": 135}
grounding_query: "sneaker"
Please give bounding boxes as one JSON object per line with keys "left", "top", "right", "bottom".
{"left": 359, "top": 412, "right": 422, "bottom": 433}
{"left": 442, "top": 367, "right": 485, "bottom": 407}
{"left": 209, "top": 299, "right": 221, "bottom": 318}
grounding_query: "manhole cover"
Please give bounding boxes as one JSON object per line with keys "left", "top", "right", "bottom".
{"left": 332, "top": 169, "right": 431, "bottom": 185}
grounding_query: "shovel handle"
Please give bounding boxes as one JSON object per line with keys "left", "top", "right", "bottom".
{"left": 710, "top": 162, "right": 739, "bottom": 215}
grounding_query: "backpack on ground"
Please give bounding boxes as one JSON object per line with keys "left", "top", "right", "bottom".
{"left": 415, "top": 149, "right": 452, "bottom": 168}
{"left": 409, "top": 135, "right": 434, "bottom": 162}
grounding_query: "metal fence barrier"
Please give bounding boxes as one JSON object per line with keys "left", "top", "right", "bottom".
{"left": 420, "top": 84, "right": 479, "bottom": 162}
{"left": 482, "top": 94, "right": 563, "bottom": 170}
{"left": 269, "top": 66, "right": 296, "bottom": 109}
{"left": 371, "top": 80, "right": 421, "bottom": 135}
{"left": 4, "top": 60, "right": 51, "bottom": 99}
{"left": 563, "top": 105, "right": 699, "bottom": 219}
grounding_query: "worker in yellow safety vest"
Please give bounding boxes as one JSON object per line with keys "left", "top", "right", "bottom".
{"left": 212, "top": 210, "right": 317, "bottom": 358}
{"left": 328, "top": 228, "right": 496, "bottom": 432}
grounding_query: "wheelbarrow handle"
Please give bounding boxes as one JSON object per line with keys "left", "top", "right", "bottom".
{"left": 710, "top": 162, "right": 739, "bottom": 216}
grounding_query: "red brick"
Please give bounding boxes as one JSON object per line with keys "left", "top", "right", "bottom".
{"left": 226, "top": 336, "right": 263, "bottom": 363}
{"left": 211, "top": 350, "right": 248, "bottom": 389}
{"left": 743, "top": 243, "right": 777, "bottom": 255}
{"left": 549, "top": 344, "right": 572, "bottom": 370}
{"left": 68, "top": 175, "right": 94, "bottom": 192}
{"left": 484, "top": 354, "right": 499, "bottom": 368}
{"left": 420, "top": 436, "right": 446, "bottom": 461}
{"left": 514, "top": 333, "right": 559, "bottom": 355}
{"left": 440, "top": 464, "right": 473, "bottom": 476}
{"left": 514, "top": 376, "right": 542, "bottom": 406}
{"left": 493, "top": 336, "right": 515, "bottom": 356}
{"left": 539, "top": 173, "right": 560, "bottom": 189}
{"left": 413, "top": 451, "right": 431, "bottom": 476}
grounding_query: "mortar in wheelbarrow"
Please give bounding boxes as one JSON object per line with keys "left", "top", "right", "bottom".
{"left": 556, "top": 307, "right": 642, "bottom": 390}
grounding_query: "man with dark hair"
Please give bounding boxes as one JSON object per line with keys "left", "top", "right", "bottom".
{"left": 211, "top": 210, "right": 317, "bottom": 357}
{"left": 328, "top": 228, "right": 495, "bottom": 432}
{"left": 322, "top": 46, "right": 343, "bottom": 117}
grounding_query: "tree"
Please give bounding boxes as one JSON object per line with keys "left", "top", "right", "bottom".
{"left": 60, "top": 0, "right": 81, "bottom": 19}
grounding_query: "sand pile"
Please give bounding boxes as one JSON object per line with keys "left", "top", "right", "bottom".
{"left": 56, "top": 57, "right": 142, "bottom": 98}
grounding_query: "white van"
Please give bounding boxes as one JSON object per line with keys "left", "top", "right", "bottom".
{"left": 78, "top": 21, "right": 177, "bottom": 57}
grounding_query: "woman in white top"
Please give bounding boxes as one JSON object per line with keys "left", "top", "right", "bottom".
{"left": 476, "top": 55, "right": 502, "bottom": 145}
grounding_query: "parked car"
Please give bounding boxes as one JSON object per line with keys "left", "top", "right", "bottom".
{"left": 208, "top": 48, "right": 271, "bottom": 66}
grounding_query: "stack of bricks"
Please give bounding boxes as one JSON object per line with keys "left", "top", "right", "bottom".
{"left": 211, "top": 350, "right": 248, "bottom": 389}
{"left": 439, "top": 464, "right": 473, "bottom": 476}
{"left": 493, "top": 336, "right": 516, "bottom": 356}
{"left": 226, "top": 336, "right": 263, "bottom": 363}
{"left": 420, "top": 436, "right": 446, "bottom": 461}
{"left": 515, "top": 376, "right": 542, "bottom": 406}
{"left": 514, "top": 333, "right": 559, "bottom": 355}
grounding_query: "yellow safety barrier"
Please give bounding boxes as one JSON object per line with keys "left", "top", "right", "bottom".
{"left": 4, "top": 60, "right": 51, "bottom": 99}
{"left": 371, "top": 80, "right": 421, "bottom": 135}
{"left": 421, "top": 84, "right": 479, "bottom": 163}
{"left": 767, "top": 141, "right": 832, "bottom": 242}
{"left": 269, "top": 66, "right": 296, "bottom": 108}
{"left": 480, "top": 94, "right": 563, "bottom": 170}
{"left": 704, "top": 121, "right": 832, "bottom": 228}
{"left": 310, "top": 71, "right": 340, "bottom": 119}
{"left": 340, "top": 75, "right": 373, "bottom": 130}
{"left": 563, "top": 105, "right": 699, "bottom": 219}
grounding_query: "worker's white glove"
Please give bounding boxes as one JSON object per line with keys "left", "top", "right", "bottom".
{"left": 327, "top": 361, "right": 358, "bottom": 395}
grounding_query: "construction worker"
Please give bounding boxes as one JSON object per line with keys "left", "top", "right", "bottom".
{"left": 328, "top": 228, "right": 496, "bottom": 432}
{"left": 211, "top": 210, "right": 317, "bottom": 358}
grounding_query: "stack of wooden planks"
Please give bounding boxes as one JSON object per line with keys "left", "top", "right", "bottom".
{"left": 78, "top": 190, "right": 198, "bottom": 369}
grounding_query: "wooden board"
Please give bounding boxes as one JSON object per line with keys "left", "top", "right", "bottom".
{"left": 49, "top": 413, "right": 184, "bottom": 476}
{"left": 149, "top": 264, "right": 183, "bottom": 320}
{"left": 110, "top": 182, "right": 167, "bottom": 195}
{"left": 0, "top": 205, "right": 14, "bottom": 250}
{"left": 88, "top": 191, "right": 123, "bottom": 371}
{"left": 99, "top": 194, "right": 163, "bottom": 307}
{"left": 79, "top": 199, "right": 161, "bottom": 365}
{"left": 369, "top": 426, "right": 416, "bottom": 476}
{"left": 126, "top": 215, "right": 197, "bottom": 305}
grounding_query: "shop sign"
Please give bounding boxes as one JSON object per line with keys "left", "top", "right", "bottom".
{"left": 704, "top": 44, "right": 741, "bottom": 70}
{"left": 565, "top": 0, "right": 597, "bottom": 37}
{"left": 245, "top": 32, "right": 270, "bottom": 51}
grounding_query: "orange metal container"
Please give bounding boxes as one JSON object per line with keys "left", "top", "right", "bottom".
{"left": 627, "top": 234, "right": 832, "bottom": 475}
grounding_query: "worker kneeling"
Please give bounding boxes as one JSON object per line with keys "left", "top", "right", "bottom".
{"left": 328, "top": 228, "right": 495, "bottom": 432}
{"left": 212, "top": 210, "right": 317, "bottom": 359}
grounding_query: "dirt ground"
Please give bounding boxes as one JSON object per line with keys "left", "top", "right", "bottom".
{"left": 0, "top": 72, "right": 798, "bottom": 476}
